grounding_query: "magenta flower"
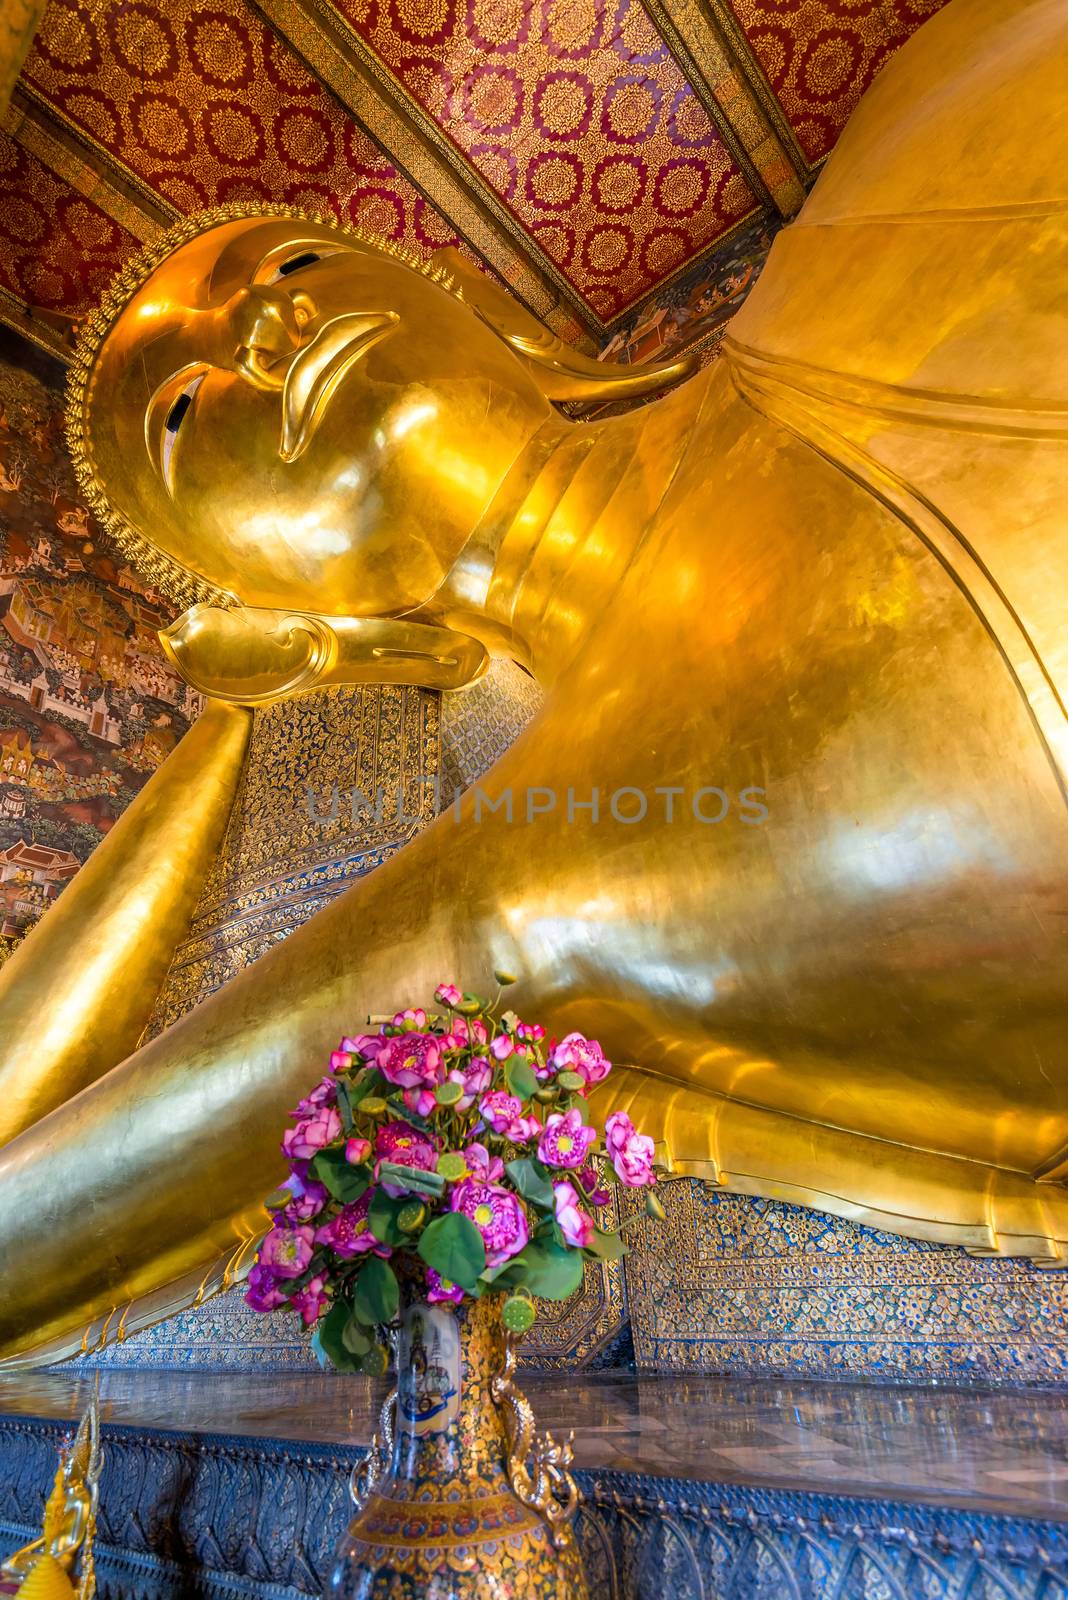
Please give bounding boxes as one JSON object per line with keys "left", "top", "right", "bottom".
{"left": 490, "top": 1034, "right": 513, "bottom": 1061}
{"left": 553, "top": 1179, "right": 594, "bottom": 1249}
{"left": 282, "top": 1171, "right": 329, "bottom": 1222}
{"left": 345, "top": 1136, "right": 372, "bottom": 1165}
{"left": 463, "top": 1141, "right": 505, "bottom": 1183}
{"left": 259, "top": 1223, "right": 314, "bottom": 1279}
{"left": 435, "top": 982, "right": 462, "bottom": 1007}
{"left": 330, "top": 1035, "right": 364, "bottom": 1073}
{"left": 447, "top": 1055, "right": 492, "bottom": 1111}
{"left": 604, "top": 1111, "right": 656, "bottom": 1187}
{"left": 292, "top": 1077, "right": 337, "bottom": 1117}
{"left": 516, "top": 1021, "right": 545, "bottom": 1043}
{"left": 538, "top": 1108, "right": 598, "bottom": 1171}
{"left": 291, "top": 1273, "right": 329, "bottom": 1326}
{"left": 348, "top": 1032, "right": 387, "bottom": 1063}
{"left": 315, "top": 1191, "right": 386, "bottom": 1258}
{"left": 426, "top": 1267, "right": 464, "bottom": 1305}
{"left": 281, "top": 1107, "right": 342, "bottom": 1163}
{"left": 578, "top": 1164, "right": 611, "bottom": 1208}
{"left": 479, "top": 1091, "right": 540, "bottom": 1144}
{"left": 451, "top": 1179, "right": 529, "bottom": 1267}
{"left": 245, "top": 1263, "right": 287, "bottom": 1312}
{"left": 548, "top": 1032, "right": 612, "bottom": 1086}
{"left": 374, "top": 1033, "right": 444, "bottom": 1091}
{"left": 374, "top": 1120, "right": 439, "bottom": 1195}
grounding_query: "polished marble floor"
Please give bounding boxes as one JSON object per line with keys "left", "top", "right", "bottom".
{"left": 2, "top": 1369, "right": 1067, "bottom": 1523}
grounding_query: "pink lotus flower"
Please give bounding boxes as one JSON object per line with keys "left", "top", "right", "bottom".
{"left": 479, "top": 1091, "right": 540, "bottom": 1144}
{"left": 245, "top": 1263, "right": 287, "bottom": 1311}
{"left": 330, "top": 1035, "right": 364, "bottom": 1073}
{"left": 374, "top": 1033, "right": 444, "bottom": 1091}
{"left": 291, "top": 1273, "right": 329, "bottom": 1325}
{"left": 538, "top": 1108, "right": 598, "bottom": 1171}
{"left": 426, "top": 1267, "right": 464, "bottom": 1305}
{"left": 281, "top": 1107, "right": 342, "bottom": 1163}
{"left": 516, "top": 1021, "right": 545, "bottom": 1043}
{"left": 441, "top": 1016, "right": 488, "bottom": 1050}
{"left": 259, "top": 1224, "right": 314, "bottom": 1279}
{"left": 435, "top": 982, "right": 462, "bottom": 1007}
{"left": 604, "top": 1111, "right": 656, "bottom": 1187}
{"left": 553, "top": 1179, "right": 594, "bottom": 1248}
{"left": 345, "top": 1137, "right": 372, "bottom": 1165}
{"left": 402, "top": 1085, "right": 438, "bottom": 1118}
{"left": 549, "top": 1032, "right": 612, "bottom": 1086}
{"left": 451, "top": 1178, "right": 529, "bottom": 1267}
{"left": 292, "top": 1077, "right": 337, "bottom": 1117}
{"left": 348, "top": 1032, "right": 387, "bottom": 1063}
{"left": 447, "top": 1055, "right": 492, "bottom": 1111}
{"left": 490, "top": 1034, "right": 513, "bottom": 1061}
{"left": 282, "top": 1171, "right": 329, "bottom": 1222}
{"left": 374, "top": 1120, "right": 439, "bottom": 1195}
{"left": 463, "top": 1141, "right": 505, "bottom": 1183}
{"left": 315, "top": 1191, "right": 386, "bottom": 1258}
{"left": 393, "top": 1006, "right": 428, "bottom": 1030}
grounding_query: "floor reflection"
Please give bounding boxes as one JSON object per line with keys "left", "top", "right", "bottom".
{"left": 1, "top": 1369, "right": 1066, "bottom": 1520}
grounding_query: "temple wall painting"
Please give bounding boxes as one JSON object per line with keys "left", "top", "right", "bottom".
{"left": 0, "top": 324, "right": 197, "bottom": 957}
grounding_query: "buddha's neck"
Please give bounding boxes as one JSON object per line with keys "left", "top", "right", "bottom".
{"left": 430, "top": 369, "right": 711, "bottom": 687}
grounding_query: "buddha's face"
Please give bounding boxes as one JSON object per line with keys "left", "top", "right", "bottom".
{"left": 84, "top": 216, "right": 551, "bottom": 615}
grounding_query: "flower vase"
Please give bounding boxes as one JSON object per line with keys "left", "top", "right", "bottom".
{"left": 328, "top": 1293, "right": 588, "bottom": 1599}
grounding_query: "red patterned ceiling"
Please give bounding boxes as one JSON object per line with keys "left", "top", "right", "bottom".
{"left": 20, "top": 0, "right": 460, "bottom": 252}
{"left": 0, "top": 129, "right": 134, "bottom": 311}
{"left": 328, "top": 0, "right": 757, "bottom": 319}
{"left": 727, "top": 0, "right": 949, "bottom": 165}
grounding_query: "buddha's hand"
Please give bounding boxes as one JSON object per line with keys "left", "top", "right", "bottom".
{"left": 160, "top": 605, "right": 488, "bottom": 704}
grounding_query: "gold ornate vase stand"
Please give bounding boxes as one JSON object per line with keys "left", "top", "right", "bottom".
{"left": 329, "top": 1295, "right": 587, "bottom": 1599}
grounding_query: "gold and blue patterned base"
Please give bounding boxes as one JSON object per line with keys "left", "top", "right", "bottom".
{"left": 625, "top": 1180, "right": 1068, "bottom": 1384}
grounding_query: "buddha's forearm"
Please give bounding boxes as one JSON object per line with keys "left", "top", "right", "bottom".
{"left": 0, "top": 699, "right": 251, "bottom": 1146}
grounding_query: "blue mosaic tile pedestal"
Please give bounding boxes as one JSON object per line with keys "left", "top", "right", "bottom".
{"left": 1, "top": 1405, "right": 1067, "bottom": 1600}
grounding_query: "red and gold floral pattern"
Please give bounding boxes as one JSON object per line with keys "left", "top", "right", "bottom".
{"left": 0, "top": 131, "right": 134, "bottom": 311}
{"left": 328, "top": 0, "right": 757, "bottom": 317}
{"left": 726, "top": 0, "right": 950, "bottom": 165}
{"left": 21, "top": 0, "right": 461, "bottom": 257}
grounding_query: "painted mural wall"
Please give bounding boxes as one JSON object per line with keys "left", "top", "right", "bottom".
{"left": 0, "top": 324, "right": 198, "bottom": 958}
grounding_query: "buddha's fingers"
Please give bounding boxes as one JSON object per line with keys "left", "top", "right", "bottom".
{"left": 0, "top": 699, "right": 251, "bottom": 1146}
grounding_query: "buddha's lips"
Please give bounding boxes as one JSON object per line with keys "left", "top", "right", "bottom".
{"left": 280, "top": 310, "right": 398, "bottom": 464}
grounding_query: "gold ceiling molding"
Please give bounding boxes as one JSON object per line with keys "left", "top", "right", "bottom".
{"left": 0, "top": 282, "right": 71, "bottom": 361}
{"left": 699, "top": 0, "right": 812, "bottom": 179}
{"left": 247, "top": 0, "right": 600, "bottom": 347}
{"left": 4, "top": 83, "right": 174, "bottom": 243}
{"left": 641, "top": 0, "right": 807, "bottom": 209}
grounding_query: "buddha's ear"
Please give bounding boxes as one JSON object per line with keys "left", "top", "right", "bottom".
{"left": 430, "top": 247, "right": 697, "bottom": 402}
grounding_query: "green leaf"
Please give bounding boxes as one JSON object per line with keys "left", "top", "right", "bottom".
{"left": 312, "top": 1300, "right": 360, "bottom": 1373}
{"left": 506, "top": 1157, "right": 555, "bottom": 1210}
{"left": 586, "top": 1228, "right": 629, "bottom": 1261}
{"left": 352, "top": 1257, "right": 400, "bottom": 1326}
{"left": 505, "top": 1055, "right": 537, "bottom": 1101}
{"left": 418, "top": 1212, "right": 486, "bottom": 1292}
{"left": 506, "top": 1239, "right": 584, "bottom": 1302}
{"left": 349, "top": 1070, "right": 386, "bottom": 1108}
{"left": 376, "top": 1160, "right": 445, "bottom": 1198}
{"left": 309, "top": 1147, "right": 371, "bottom": 1204}
{"left": 368, "top": 1188, "right": 409, "bottom": 1246}
{"left": 335, "top": 1078, "right": 354, "bottom": 1134}
{"left": 342, "top": 1316, "right": 372, "bottom": 1356}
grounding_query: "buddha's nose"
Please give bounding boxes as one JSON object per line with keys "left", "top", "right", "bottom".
{"left": 222, "top": 286, "right": 302, "bottom": 391}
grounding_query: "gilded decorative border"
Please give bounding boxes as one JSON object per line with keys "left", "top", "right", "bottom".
{"left": 701, "top": 0, "right": 813, "bottom": 178}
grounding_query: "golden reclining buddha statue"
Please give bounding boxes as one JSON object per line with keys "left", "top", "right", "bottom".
{"left": 0, "top": 0, "right": 1066, "bottom": 1364}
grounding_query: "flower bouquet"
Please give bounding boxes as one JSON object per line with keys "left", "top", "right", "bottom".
{"left": 246, "top": 976, "right": 663, "bottom": 1370}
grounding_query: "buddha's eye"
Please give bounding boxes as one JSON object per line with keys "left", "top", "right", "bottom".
{"left": 161, "top": 373, "right": 204, "bottom": 486}
{"left": 266, "top": 251, "right": 321, "bottom": 283}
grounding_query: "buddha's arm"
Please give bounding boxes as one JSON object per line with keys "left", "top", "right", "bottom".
{"left": 3, "top": 382, "right": 1068, "bottom": 1361}
{"left": 0, "top": 699, "right": 250, "bottom": 1145}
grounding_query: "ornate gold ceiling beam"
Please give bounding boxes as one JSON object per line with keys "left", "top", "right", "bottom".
{"left": 641, "top": 0, "right": 807, "bottom": 212}
{"left": 248, "top": 0, "right": 600, "bottom": 348}
{"left": 4, "top": 83, "right": 174, "bottom": 243}
{"left": 0, "top": 283, "right": 72, "bottom": 362}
